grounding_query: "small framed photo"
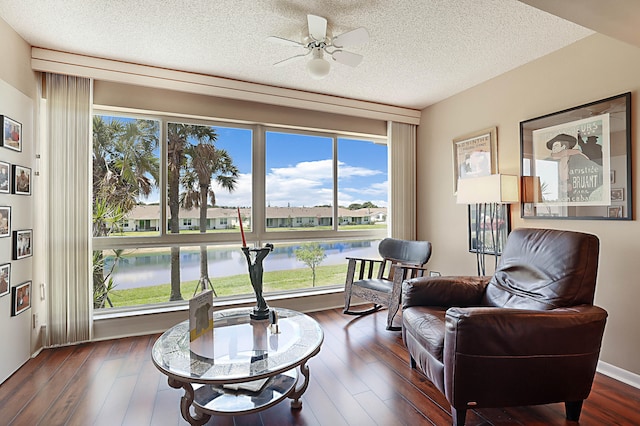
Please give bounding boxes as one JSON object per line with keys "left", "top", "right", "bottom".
{"left": 0, "top": 206, "right": 10, "bottom": 238}
{"left": 1, "top": 115, "right": 22, "bottom": 152}
{"left": 12, "top": 164, "right": 31, "bottom": 195}
{"left": 610, "top": 188, "right": 624, "bottom": 202}
{"left": 13, "top": 229, "right": 32, "bottom": 260}
{"left": 0, "top": 263, "right": 10, "bottom": 298}
{"left": 12, "top": 280, "right": 31, "bottom": 316}
{"left": 608, "top": 206, "right": 623, "bottom": 218}
{"left": 0, "top": 161, "right": 9, "bottom": 193}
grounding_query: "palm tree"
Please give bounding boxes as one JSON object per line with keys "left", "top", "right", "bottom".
{"left": 92, "top": 116, "right": 159, "bottom": 307}
{"left": 93, "top": 117, "right": 159, "bottom": 225}
{"left": 181, "top": 140, "right": 239, "bottom": 295}
{"left": 167, "top": 123, "right": 238, "bottom": 300}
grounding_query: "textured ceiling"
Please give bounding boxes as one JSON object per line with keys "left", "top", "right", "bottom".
{"left": 0, "top": 0, "right": 593, "bottom": 110}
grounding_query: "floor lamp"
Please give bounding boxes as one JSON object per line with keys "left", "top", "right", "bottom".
{"left": 457, "top": 174, "right": 519, "bottom": 276}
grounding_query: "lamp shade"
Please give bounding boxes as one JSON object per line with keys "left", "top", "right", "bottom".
{"left": 456, "top": 174, "right": 519, "bottom": 204}
{"left": 521, "top": 176, "right": 543, "bottom": 203}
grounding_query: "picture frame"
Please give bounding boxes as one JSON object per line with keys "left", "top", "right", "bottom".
{"left": 610, "top": 188, "right": 624, "bottom": 202}
{"left": 0, "top": 263, "right": 9, "bottom": 298}
{"left": 608, "top": 206, "right": 623, "bottom": 218}
{"left": 520, "top": 92, "right": 631, "bottom": 220}
{"left": 12, "top": 164, "right": 31, "bottom": 196}
{"left": 11, "top": 280, "right": 31, "bottom": 316}
{"left": 0, "top": 161, "right": 9, "bottom": 193}
{"left": 468, "top": 204, "right": 511, "bottom": 255}
{"left": 452, "top": 127, "right": 497, "bottom": 193}
{"left": 1, "top": 115, "right": 22, "bottom": 152}
{"left": 0, "top": 206, "right": 10, "bottom": 238}
{"left": 13, "top": 229, "right": 32, "bottom": 260}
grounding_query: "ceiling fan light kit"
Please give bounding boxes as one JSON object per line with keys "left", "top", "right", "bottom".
{"left": 268, "top": 14, "right": 369, "bottom": 80}
{"left": 307, "top": 47, "right": 330, "bottom": 79}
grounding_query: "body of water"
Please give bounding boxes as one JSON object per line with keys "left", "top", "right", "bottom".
{"left": 105, "top": 240, "right": 380, "bottom": 289}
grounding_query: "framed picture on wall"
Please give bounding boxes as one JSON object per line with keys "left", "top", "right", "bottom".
{"left": 468, "top": 204, "right": 511, "bottom": 255}
{"left": 12, "top": 229, "right": 32, "bottom": 260}
{"left": 610, "top": 188, "right": 624, "bottom": 201}
{"left": 12, "top": 281, "right": 31, "bottom": 316}
{"left": 608, "top": 206, "right": 623, "bottom": 218}
{"left": 0, "top": 263, "right": 9, "bottom": 298}
{"left": 452, "top": 127, "right": 497, "bottom": 194}
{"left": 12, "top": 164, "right": 31, "bottom": 195}
{"left": 1, "top": 115, "right": 22, "bottom": 152}
{"left": 0, "top": 161, "right": 10, "bottom": 193}
{"left": 520, "top": 92, "right": 631, "bottom": 220}
{"left": 0, "top": 206, "right": 10, "bottom": 238}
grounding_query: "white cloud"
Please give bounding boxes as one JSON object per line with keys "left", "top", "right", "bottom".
{"left": 338, "top": 162, "right": 383, "bottom": 178}
{"left": 211, "top": 172, "right": 252, "bottom": 207}
{"left": 198, "top": 160, "right": 387, "bottom": 208}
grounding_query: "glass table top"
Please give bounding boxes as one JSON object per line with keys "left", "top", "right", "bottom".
{"left": 152, "top": 307, "right": 324, "bottom": 384}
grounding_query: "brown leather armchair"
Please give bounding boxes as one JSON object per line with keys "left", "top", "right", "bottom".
{"left": 401, "top": 228, "right": 607, "bottom": 425}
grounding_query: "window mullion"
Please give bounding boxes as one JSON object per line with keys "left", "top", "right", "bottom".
{"left": 332, "top": 135, "right": 338, "bottom": 231}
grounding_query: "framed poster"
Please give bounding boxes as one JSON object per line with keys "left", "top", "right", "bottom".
{"left": 12, "top": 281, "right": 31, "bottom": 316}
{"left": 0, "top": 206, "right": 10, "bottom": 238}
{"left": 452, "top": 127, "right": 497, "bottom": 193}
{"left": 12, "top": 164, "right": 31, "bottom": 195}
{"left": 13, "top": 229, "right": 32, "bottom": 260}
{"left": 0, "top": 161, "right": 9, "bottom": 193}
{"left": 1, "top": 115, "right": 22, "bottom": 152}
{"left": 0, "top": 263, "right": 9, "bottom": 298}
{"left": 520, "top": 92, "right": 631, "bottom": 219}
{"left": 468, "top": 204, "right": 511, "bottom": 255}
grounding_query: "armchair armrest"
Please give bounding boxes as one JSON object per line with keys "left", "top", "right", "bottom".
{"left": 402, "top": 275, "right": 490, "bottom": 308}
{"left": 443, "top": 305, "right": 608, "bottom": 410}
{"left": 445, "top": 305, "right": 608, "bottom": 356}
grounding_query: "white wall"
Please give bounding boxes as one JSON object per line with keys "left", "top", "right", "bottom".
{"left": 417, "top": 33, "right": 640, "bottom": 377}
{"left": 0, "top": 79, "right": 35, "bottom": 383}
{"left": 0, "top": 16, "right": 38, "bottom": 384}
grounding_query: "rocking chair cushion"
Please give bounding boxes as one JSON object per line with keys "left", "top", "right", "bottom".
{"left": 353, "top": 278, "right": 393, "bottom": 294}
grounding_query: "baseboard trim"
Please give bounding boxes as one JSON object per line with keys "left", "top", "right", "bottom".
{"left": 597, "top": 360, "right": 640, "bottom": 389}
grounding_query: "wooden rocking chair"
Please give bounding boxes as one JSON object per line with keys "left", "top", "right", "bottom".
{"left": 343, "top": 238, "right": 432, "bottom": 330}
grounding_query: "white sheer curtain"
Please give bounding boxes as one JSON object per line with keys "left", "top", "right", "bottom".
{"left": 44, "top": 73, "right": 92, "bottom": 346}
{"left": 388, "top": 121, "right": 417, "bottom": 240}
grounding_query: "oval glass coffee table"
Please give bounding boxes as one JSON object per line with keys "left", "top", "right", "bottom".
{"left": 152, "top": 307, "right": 324, "bottom": 425}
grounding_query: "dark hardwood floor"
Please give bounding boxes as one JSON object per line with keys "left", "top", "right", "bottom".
{"left": 1, "top": 307, "right": 639, "bottom": 425}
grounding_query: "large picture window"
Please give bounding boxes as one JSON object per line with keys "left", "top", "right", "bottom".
{"left": 92, "top": 114, "right": 387, "bottom": 312}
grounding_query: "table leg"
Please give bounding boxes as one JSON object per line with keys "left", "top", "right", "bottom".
{"left": 167, "top": 377, "right": 211, "bottom": 425}
{"left": 289, "top": 361, "right": 310, "bottom": 409}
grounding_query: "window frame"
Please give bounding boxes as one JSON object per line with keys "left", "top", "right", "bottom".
{"left": 92, "top": 111, "right": 388, "bottom": 313}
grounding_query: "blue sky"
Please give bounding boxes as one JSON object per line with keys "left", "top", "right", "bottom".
{"left": 100, "top": 117, "right": 388, "bottom": 208}
{"left": 214, "top": 128, "right": 388, "bottom": 208}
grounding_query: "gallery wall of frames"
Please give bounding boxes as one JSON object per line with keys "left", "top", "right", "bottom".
{"left": 0, "top": 77, "right": 35, "bottom": 384}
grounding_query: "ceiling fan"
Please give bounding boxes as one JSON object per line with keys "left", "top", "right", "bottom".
{"left": 267, "top": 14, "right": 369, "bottom": 80}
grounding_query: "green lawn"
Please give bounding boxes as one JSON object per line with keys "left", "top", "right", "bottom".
{"left": 106, "top": 264, "right": 349, "bottom": 307}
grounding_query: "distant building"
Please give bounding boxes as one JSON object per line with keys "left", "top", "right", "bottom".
{"left": 119, "top": 205, "right": 387, "bottom": 232}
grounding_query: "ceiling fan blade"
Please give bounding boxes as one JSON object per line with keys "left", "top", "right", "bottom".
{"left": 266, "top": 36, "right": 304, "bottom": 47}
{"left": 331, "top": 50, "right": 363, "bottom": 67}
{"left": 307, "top": 14, "right": 327, "bottom": 41}
{"left": 332, "top": 27, "right": 369, "bottom": 48}
{"left": 273, "top": 53, "right": 309, "bottom": 67}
